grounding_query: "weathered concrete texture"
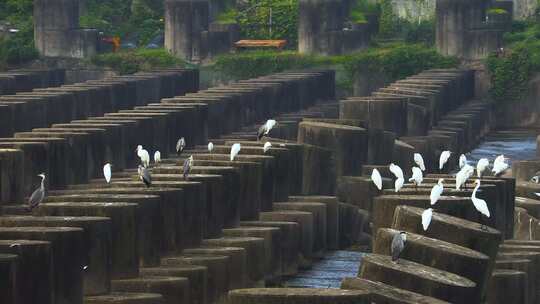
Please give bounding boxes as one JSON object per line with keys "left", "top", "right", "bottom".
{"left": 111, "top": 276, "right": 190, "bottom": 304}
{"left": 184, "top": 246, "right": 246, "bottom": 289}
{"left": 84, "top": 292, "right": 165, "bottom": 304}
{"left": 228, "top": 288, "right": 370, "bottom": 304}
{"left": 494, "top": 258, "right": 533, "bottom": 304}
{"left": 487, "top": 270, "right": 527, "bottom": 304}
{"left": 140, "top": 265, "right": 207, "bottom": 304}
{"left": 0, "top": 254, "right": 18, "bottom": 304}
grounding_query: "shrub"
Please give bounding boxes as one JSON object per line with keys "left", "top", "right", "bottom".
{"left": 90, "top": 48, "right": 185, "bottom": 74}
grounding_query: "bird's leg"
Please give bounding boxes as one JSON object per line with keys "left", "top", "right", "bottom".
{"left": 479, "top": 215, "right": 488, "bottom": 231}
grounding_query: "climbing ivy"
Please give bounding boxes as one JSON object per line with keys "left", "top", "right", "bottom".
{"left": 378, "top": 0, "right": 397, "bottom": 37}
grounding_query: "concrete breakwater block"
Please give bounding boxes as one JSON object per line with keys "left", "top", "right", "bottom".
{"left": 84, "top": 292, "right": 165, "bottom": 304}
{"left": 227, "top": 288, "right": 370, "bottom": 304}
{"left": 240, "top": 221, "right": 300, "bottom": 276}
{"left": 184, "top": 246, "right": 247, "bottom": 289}
{"left": 0, "top": 253, "right": 17, "bottom": 304}
{"left": 288, "top": 195, "right": 339, "bottom": 250}
{"left": 162, "top": 254, "right": 229, "bottom": 304}
{"left": 202, "top": 237, "right": 265, "bottom": 288}
{"left": 0, "top": 216, "right": 112, "bottom": 296}
{"left": 36, "top": 202, "right": 139, "bottom": 279}
{"left": 223, "top": 227, "right": 281, "bottom": 283}
{"left": 141, "top": 265, "right": 207, "bottom": 304}
{"left": 298, "top": 121, "right": 367, "bottom": 178}
{"left": 494, "top": 259, "right": 534, "bottom": 304}
{"left": 112, "top": 276, "right": 189, "bottom": 304}
{"left": 300, "top": 143, "right": 334, "bottom": 195}
{"left": 0, "top": 227, "right": 85, "bottom": 304}
{"left": 373, "top": 195, "right": 474, "bottom": 233}
{"left": 497, "top": 251, "right": 540, "bottom": 304}
{"left": 337, "top": 175, "right": 393, "bottom": 212}
{"left": 341, "top": 277, "right": 451, "bottom": 304}
{"left": 0, "top": 240, "right": 53, "bottom": 304}
{"left": 45, "top": 194, "right": 162, "bottom": 267}
{"left": 487, "top": 270, "right": 527, "bottom": 304}
{"left": 512, "top": 160, "right": 540, "bottom": 182}
{"left": 359, "top": 254, "right": 477, "bottom": 304}
{"left": 373, "top": 228, "right": 490, "bottom": 302}
{"left": 0, "top": 148, "right": 24, "bottom": 204}
{"left": 392, "top": 206, "right": 502, "bottom": 260}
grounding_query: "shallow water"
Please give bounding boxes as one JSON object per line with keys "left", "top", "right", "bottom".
{"left": 283, "top": 130, "right": 538, "bottom": 289}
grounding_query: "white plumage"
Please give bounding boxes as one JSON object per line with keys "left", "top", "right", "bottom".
{"left": 439, "top": 150, "right": 452, "bottom": 170}
{"left": 263, "top": 142, "right": 272, "bottom": 153}
{"left": 535, "top": 193, "right": 540, "bottom": 197}
{"left": 422, "top": 208, "right": 433, "bottom": 231}
{"left": 103, "top": 163, "right": 112, "bottom": 184}
{"left": 136, "top": 145, "right": 150, "bottom": 168}
{"left": 389, "top": 163, "right": 404, "bottom": 180}
{"left": 154, "top": 151, "right": 161, "bottom": 164}
{"left": 476, "top": 158, "right": 489, "bottom": 178}
{"left": 230, "top": 143, "right": 241, "bottom": 161}
{"left": 371, "top": 168, "right": 382, "bottom": 190}
{"left": 395, "top": 177, "right": 404, "bottom": 192}
{"left": 409, "top": 166, "right": 423, "bottom": 186}
{"left": 265, "top": 119, "right": 277, "bottom": 135}
{"left": 208, "top": 142, "right": 214, "bottom": 153}
{"left": 176, "top": 137, "right": 186, "bottom": 155}
{"left": 414, "top": 153, "right": 426, "bottom": 171}
{"left": 430, "top": 178, "right": 444, "bottom": 205}
{"left": 472, "top": 179, "right": 491, "bottom": 218}
{"left": 492, "top": 154, "right": 509, "bottom": 176}
{"left": 456, "top": 164, "right": 474, "bottom": 190}
{"left": 459, "top": 154, "right": 467, "bottom": 169}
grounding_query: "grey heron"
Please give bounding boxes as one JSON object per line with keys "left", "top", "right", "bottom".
{"left": 183, "top": 155, "right": 193, "bottom": 180}
{"left": 138, "top": 165, "right": 152, "bottom": 187}
{"left": 391, "top": 231, "right": 406, "bottom": 262}
{"left": 176, "top": 137, "right": 186, "bottom": 155}
{"left": 28, "top": 173, "right": 46, "bottom": 211}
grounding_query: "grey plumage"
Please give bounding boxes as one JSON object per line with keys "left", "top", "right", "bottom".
{"left": 183, "top": 156, "right": 193, "bottom": 180}
{"left": 531, "top": 175, "right": 540, "bottom": 183}
{"left": 391, "top": 231, "right": 406, "bottom": 261}
{"left": 138, "top": 165, "right": 152, "bottom": 187}
{"left": 176, "top": 137, "right": 186, "bottom": 155}
{"left": 257, "top": 124, "right": 266, "bottom": 141}
{"left": 28, "top": 173, "right": 46, "bottom": 210}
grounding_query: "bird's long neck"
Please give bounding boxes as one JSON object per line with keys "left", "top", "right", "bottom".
{"left": 40, "top": 177, "right": 45, "bottom": 190}
{"left": 472, "top": 183, "right": 480, "bottom": 197}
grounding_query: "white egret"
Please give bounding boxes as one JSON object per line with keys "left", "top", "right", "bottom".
{"left": 176, "top": 137, "right": 186, "bottom": 155}
{"left": 138, "top": 165, "right": 151, "bottom": 187}
{"left": 409, "top": 166, "right": 423, "bottom": 191}
{"left": 456, "top": 164, "right": 474, "bottom": 190}
{"left": 535, "top": 193, "right": 540, "bottom": 197}
{"left": 154, "top": 151, "right": 161, "bottom": 165}
{"left": 183, "top": 155, "right": 193, "bottom": 180}
{"left": 422, "top": 208, "right": 433, "bottom": 231}
{"left": 472, "top": 179, "right": 491, "bottom": 229}
{"left": 414, "top": 153, "right": 426, "bottom": 171}
{"left": 459, "top": 154, "right": 467, "bottom": 169}
{"left": 136, "top": 145, "right": 150, "bottom": 168}
{"left": 439, "top": 150, "right": 452, "bottom": 171}
{"left": 430, "top": 178, "right": 444, "bottom": 205}
{"left": 371, "top": 168, "right": 383, "bottom": 190}
{"left": 395, "top": 177, "right": 404, "bottom": 193}
{"left": 208, "top": 142, "right": 214, "bottom": 153}
{"left": 103, "top": 163, "right": 112, "bottom": 184}
{"left": 391, "top": 231, "right": 406, "bottom": 262}
{"left": 230, "top": 143, "right": 241, "bottom": 161}
{"left": 389, "top": 163, "right": 404, "bottom": 180}
{"left": 28, "top": 173, "right": 46, "bottom": 211}
{"left": 492, "top": 154, "right": 509, "bottom": 176}
{"left": 263, "top": 142, "right": 272, "bottom": 153}
{"left": 476, "top": 158, "right": 490, "bottom": 178}
{"left": 257, "top": 119, "right": 277, "bottom": 140}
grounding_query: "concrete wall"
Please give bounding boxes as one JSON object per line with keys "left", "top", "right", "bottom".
{"left": 391, "top": 0, "right": 436, "bottom": 22}
{"left": 495, "top": 73, "right": 540, "bottom": 128}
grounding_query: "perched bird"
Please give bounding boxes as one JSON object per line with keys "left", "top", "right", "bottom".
{"left": 476, "top": 158, "right": 490, "bottom": 178}
{"left": 409, "top": 166, "right": 423, "bottom": 190}
{"left": 531, "top": 176, "right": 540, "bottom": 183}
{"left": 28, "top": 173, "right": 46, "bottom": 211}
{"left": 208, "top": 142, "right": 214, "bottom": 153}
{"left": 413, "top": 153, "right": 426, "bottom": 171}
{"left": 154, "top": 151, "right": 161, "bottom": 165}
{"left": 492, "top": 154, "right": 509, "bottom": 176}
{"left": 472, "top": 179, "right": 491, "bottom": 229}
{"left": 176, "top": 137, "right": 186, "bottom": 155}
{"left": 535, "top": 193, "right": 540, "bottom": 197}
{"left": 422, "top": 208, "right": 433, "bottom": 231}
{"left": 257, "top": 119, "right": 277, "bottom": 140}
{"left": 183, "top": 155, "right": 193, "bottom": 180}
{"left": 263, "top": 142, "right": 272, "bottom": 153}
{"left": 430, "top": 178, "right": 444, "bottom": 205}
{"left": 138, "top": 165, "right": 152, "bottom": 187}
{"left": 395, "top": 177, "right": 404, "bottom": 193}
{"left": 103, "top": 163, "right": 112, "bottom": 184}
{"left": 439, "top": 150, "right": 452, "bottom": 171}
{"left": 389, "top": 163, "right": 404, "bottom": 180}
{"left": 371, "top": 168, "right": 383, "bottom": 190}
{"left": 230, "top": 143, "right": 241, "bottom": 161}
{"left": 391, "top": 231, "right": 407, "bottom": 262}
{"left": 459, "top": 154, "right": 467, "bottom": 169}
{"left": 136, "top": 145, "right": 150, "bottom": 168}
{"left": 456, "top": 164, "right": 474, "bottom": 190}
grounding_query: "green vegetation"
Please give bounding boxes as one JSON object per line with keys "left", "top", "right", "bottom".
{"left": 90, "top": 48, "right": 185, "bottom": 74}
{"left": 349, "top": 0, "right": 380, "bottom": 23}
{"left": 487, "top": 8, "right": 509, "bottom": 15}
{"left": 0, "top": 0, "right": 38, "bottom": 68}
{"left": 486, "top": 20, "right": 540, "bottom": 104}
